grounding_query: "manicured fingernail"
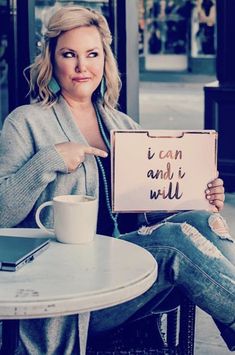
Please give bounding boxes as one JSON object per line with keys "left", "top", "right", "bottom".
{"left": 205, "top": 189, "right": 210, "bottom": 194}
{"left": 208, "top": 183, "right": 212, "bottom": 188}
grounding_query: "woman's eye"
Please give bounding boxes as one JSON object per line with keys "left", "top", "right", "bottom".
{"left": 88, "top": 52, "right": 98, "bottom": 58}
{"left": 62, "top": 52, "right": 75, "bottom": 58}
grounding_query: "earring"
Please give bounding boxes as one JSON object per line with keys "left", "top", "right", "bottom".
{"left": 48, "top": 76, "right": 60, "bottom": 95}
{"left": 100, "top": 77, "right": 106, "bottom": 98}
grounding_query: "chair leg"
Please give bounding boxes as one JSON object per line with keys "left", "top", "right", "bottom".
{"left": 178, "top": 298, "right": 196, "bottom": 355}
{"left": 167, "top": 308, "right": 178, "bottom": 347}
{"left": 0, "top": 320, "right": 19, "bottom": 355}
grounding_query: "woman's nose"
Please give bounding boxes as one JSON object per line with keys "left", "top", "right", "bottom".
{"left": 75, "top": 58, "right": 86, "bottom": 73}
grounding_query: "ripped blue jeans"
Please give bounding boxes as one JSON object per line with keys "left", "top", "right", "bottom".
{"left": 89, "top": 210, "right": 235, "bottom": 346}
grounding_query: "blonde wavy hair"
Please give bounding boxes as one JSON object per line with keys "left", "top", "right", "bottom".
{"left": 28, "top": 6, "right": 121, "bottom": 109}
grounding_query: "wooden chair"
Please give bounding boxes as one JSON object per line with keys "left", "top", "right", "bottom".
{"left": 87, "top": 289, "right": 196, "bottom": 355}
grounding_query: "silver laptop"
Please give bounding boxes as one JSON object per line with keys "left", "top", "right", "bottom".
{"left": 0, "top": 236, "right": 50, "bottom": 271}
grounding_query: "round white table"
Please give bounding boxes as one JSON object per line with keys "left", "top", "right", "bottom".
{"left": 0, "top": 228, "right": 158, "bottom": 355}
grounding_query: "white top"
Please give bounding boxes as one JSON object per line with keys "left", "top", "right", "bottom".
{"left": 0, "top": 229, "right": 158, "bottom": 319}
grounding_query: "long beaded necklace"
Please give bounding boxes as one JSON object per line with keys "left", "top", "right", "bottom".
{"left": 94, "top": 105, "right": 120, "bottom": 238}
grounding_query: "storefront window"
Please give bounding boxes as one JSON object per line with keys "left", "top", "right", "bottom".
{"left": 144, "top": 0, "right": 194, "bottom": 55}
{"left": 139, "top": 0, "right": 216, "bottom": 71}
{"left": 140, "top": 0, "right": 195, "bottom": 71}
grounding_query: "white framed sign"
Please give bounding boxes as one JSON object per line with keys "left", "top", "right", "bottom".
{"left": 111, "top": 130, "right": 217, "bottom": 212}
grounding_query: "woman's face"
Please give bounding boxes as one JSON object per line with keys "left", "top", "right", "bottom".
{"left": 54, "top": 26, "right": 105, "bottom": 102}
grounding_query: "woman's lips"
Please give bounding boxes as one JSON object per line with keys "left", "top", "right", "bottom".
{"left": 72, "top": 77, "right": 90, "bottom": 82}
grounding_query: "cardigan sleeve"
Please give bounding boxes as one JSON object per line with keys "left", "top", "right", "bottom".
{"left": 0, "top": 116, "right": 67, "bottom": 227}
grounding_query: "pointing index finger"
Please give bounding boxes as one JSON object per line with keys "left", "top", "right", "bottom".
{"left": 85, "top": 146, "right": 108, "bottom": 158}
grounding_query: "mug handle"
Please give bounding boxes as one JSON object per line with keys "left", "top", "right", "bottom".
{"left": 35, "top": 201, "right": 54, "bottom": 235}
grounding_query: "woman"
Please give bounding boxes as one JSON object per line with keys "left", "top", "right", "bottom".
{"left": 0, "top": 5, "right": 234, "bottom": 354}
{"left": 197, "top": 0, "right": 216, "bottom": 54}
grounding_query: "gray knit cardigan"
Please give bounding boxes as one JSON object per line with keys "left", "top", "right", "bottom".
{"left": 0, "top": 96, "right": 140, "bottom": 228}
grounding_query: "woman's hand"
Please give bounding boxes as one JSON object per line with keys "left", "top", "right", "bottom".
{"left": 198, "top": 10, "right": 207, "bottom": 23}
{"left": 55, "top": 142, "right": 108, "bottom": 173}
{"left": 205, "top": 177, "right": 225, "bottom": 212}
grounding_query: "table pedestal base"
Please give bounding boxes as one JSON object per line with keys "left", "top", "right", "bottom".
{"left": 0, "top": 314, "right": 91, "bottom": 355}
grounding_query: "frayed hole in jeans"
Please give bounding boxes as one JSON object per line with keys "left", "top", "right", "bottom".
{"left": 138, "top": 223, "right": 164, "bottom": 236}
{"left": 181, "top": 222, "right": 223, "bottom": 259}
{"left": 208, "top": 214, "right": 234, "bottom": 242}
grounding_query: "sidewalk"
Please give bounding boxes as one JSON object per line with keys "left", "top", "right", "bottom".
{"left": 139, "top": 76, "right": 234, "bottom": 355}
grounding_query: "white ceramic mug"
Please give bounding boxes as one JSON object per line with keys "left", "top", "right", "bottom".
{"left": 35, "top": 195, "right": 98, "bottom": 244}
